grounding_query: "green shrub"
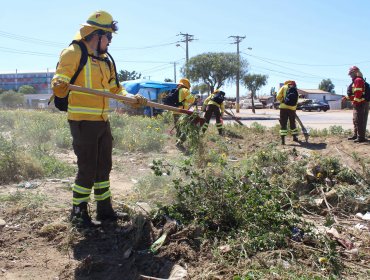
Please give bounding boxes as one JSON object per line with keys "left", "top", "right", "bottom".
{"left": 110, "top": 113, "right": 167, "bottom": 152}
{"left": 249, "top": 122, "right": 266, "bottom": 133}
{"left": 152, "top": 158, "right": 300, "bottom": 255}
{"left": 32, "top": 150, "right": 75, "bottom": 178}
{"left": 0, "top": 136, "right": 43, "bottom": 184}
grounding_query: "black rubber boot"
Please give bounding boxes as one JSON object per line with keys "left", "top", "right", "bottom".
{"left": 70, "top": 202, "right": 97, "bottom": 227}
{"left": 281, "top": 136, "right": 285, "bottom": 145}
{"left": 354, "top": 138, "right": 366, "bottom": 143}
{"left": 96, "top": 198, "right": 129, "bottom": 222}
{"left": 347, "top": 135, "right": 357, "bottom": 140}
{"left": 175, "top": 140, "right": 187, "bottom": 152}
{"left": 293, "top": 135, "right": 299, "bottom": 142}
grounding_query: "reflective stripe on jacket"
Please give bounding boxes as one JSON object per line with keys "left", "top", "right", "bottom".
{"left": 51, "top": 42, "right": 124, "bottom": 121}
{"left": 350, "top": 77, "right": 365, "bottom": 105}
{"left": 277, "top": 84, "right": 297, "bottom": 110}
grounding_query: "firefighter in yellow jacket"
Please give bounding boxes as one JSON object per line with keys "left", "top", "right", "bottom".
{"left": 201, "top": 89, "right": 226, "bottom": 135}
{"left": 276, "top": 80, "right": 299, "bottom": 145}
{"left": 51, "top": 10, "right": 147, "bottom": 227}
{"left": 173, "top": 78, "right": 196, "bottom": 149}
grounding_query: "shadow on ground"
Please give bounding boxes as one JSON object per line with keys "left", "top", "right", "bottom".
{"left": 73, "top": 215, "right": 174, "bottom": 280}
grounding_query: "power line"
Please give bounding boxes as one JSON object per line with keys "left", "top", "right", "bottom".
{"left": 240, "top": 49, "right": 370, "bottom": 67}
{"left": 112, "top": 41, "right": 179, "bottom": 51}
{"left": 245, "top": 53, "right": 348, "bottom": 82}
{"left": 0, "top": 31, "right": 64, "bottom": 48}
{"left": 242, "top": 52, "right": 325, "bottom": 79}
{"left": 0, "top": 46, "right": 56, "bottom": 57}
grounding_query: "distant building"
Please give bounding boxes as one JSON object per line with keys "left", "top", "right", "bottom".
{"left": 298, "top": 89, "right": 343, "bottom": 110}
{"left": 0, "top": 70, "right": 54, "bottom": 94}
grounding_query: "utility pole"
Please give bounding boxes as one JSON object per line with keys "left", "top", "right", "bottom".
{"left": 177, "top": 32, "right": 196, "bottom": 76}
{"left": 173, "top": 62, "right": 177, "bottom": 83}
{"left": 229, "top": 35, "right": 245, "bottom": 113}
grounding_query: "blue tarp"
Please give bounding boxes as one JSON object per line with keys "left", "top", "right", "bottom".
{"left": 122, "top": 79, "right": 177, "bottom": 95}
{"left": 121, "top": 79, "right": 178, "bottom": 117}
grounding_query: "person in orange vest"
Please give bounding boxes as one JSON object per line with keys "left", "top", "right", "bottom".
{"left": 343, "top": 66, "right": 367, "bottom": 143}
{"left": 201, "top": 89, "right": 226, "bottom": 135}
{"left": 51, "top": 10, "right": 147, "bottom": 227}
{"left": 276, "top": 80, "right": 299, "bottom": 145}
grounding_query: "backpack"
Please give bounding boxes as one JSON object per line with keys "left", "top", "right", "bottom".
{"left": 51, "top": 40, "right": 119, "bottom": 111}
{"left": 363, "top": 79, "right": 370, "bottom": 102}
{"left": 283, "top": 86, "right": 298, "bottom": 106}
{"left": 211, "top": 91, "right": 225, "bottom": 104}
{"left": 162, "top": 88, "right": 183, "bottom": 107}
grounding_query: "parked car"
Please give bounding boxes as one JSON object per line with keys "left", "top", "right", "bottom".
{"left": 300, "top": 101, "right": 330, "bottom": 112}
{"left": 241, "top": 99, "right": 264, "bottom": 109}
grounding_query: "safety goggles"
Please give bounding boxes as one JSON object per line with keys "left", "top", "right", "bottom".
{"left": 111, "top": 21, "right": 118, "bottom": 32}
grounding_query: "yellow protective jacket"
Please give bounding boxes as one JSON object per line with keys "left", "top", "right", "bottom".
{"left": 203, "top": 94, "right": 225, "bottom": 113}
{"left": 51, "top": 42, "right": 125, "bottom": 121}
{"left": 277, "top": 84, "right": 297, "bottom": 110}
{"left": 173, "top": 87, "right": 195, "bottom": 114}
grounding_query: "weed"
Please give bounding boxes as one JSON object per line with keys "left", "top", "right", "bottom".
{"left": 110, "top": 113, "right": 167, "bottom": 152}
{"left": 249, "top": 122, "right": 266, "bottom": 133}
{"left": 0, "top": 190, "right": 48, "bottom": 210}
{"left": 132, "top": 173, "right": 176, "bottom": 205}
{"left": 0, "top": 135, "right": 43, "bottom": 184}
{"left": 327, "top": 125, "right": 342, "bottom": 135}
{"left": 152, "top": 158, "right": 301, "bottom": 255}
{"left": 32, "top": 150, "right": 75, "bottom": 178}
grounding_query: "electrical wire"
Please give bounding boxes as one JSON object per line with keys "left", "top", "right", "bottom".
{"left": 241, "top": 48, "right": 370, "bottom": 67}
{"left": 0, "top": 46, "right": 56, "bottom": 57}
{"left": 0, "top": 31, "right": 64, "bottom": 48}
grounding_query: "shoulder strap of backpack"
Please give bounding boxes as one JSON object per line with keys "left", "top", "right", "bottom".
{"left": 69, "top": 40, "right": 88, "bottom": 85}
{"left": 106, "top": 52, "right": 120, "bottom": 88}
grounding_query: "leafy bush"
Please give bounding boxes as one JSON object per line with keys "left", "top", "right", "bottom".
{"left": 32, "top": 150, "right": 75, "bottom": 178}
{"left": 18, "top": 85, "right": 36, "bottom": 94}
{"left": 0, "top": 136, "right": 43, "bottom": 184}
{"left": 0, "top": 91, "right": 24, "bottom": 108}
{"left": 249, "top": 122, "right": 266, "bottom": 133}
{"left": 152, "top": 156, "right": 301, "bottom": 255}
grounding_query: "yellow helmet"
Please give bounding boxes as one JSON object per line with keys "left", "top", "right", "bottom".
{"left": 74, "top": 10, "right": 118, "bottom": 40}
{"left": 179, "top": 78, "right": 191, "bottom": 89}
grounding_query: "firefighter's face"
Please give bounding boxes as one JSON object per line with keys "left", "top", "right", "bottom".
{"left": 99, "top": 32, "right": 112, "bottom": 53}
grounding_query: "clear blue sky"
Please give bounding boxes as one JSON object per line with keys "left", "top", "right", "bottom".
{"left": 1, "top": 0, "right": 370, "bottom": 97}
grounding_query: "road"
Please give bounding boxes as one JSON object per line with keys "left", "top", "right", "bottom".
{"left": 221, "top": 109, "right": 364, "bottom": 130}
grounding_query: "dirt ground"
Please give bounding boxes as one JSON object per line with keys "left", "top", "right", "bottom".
{"left": 0, "top": 133, "right": 369, "bottom": 280}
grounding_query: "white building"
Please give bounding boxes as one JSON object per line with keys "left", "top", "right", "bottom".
{"left": 298, "top": 89, "right": 343, "bottom": 110}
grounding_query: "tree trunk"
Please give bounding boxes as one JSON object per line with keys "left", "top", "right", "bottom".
{"left": 251, "top": 91, "right": 256, "bottom": 114}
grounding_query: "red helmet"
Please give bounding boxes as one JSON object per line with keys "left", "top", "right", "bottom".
{"left": 348, "top": 66, "right": 359, "bottom": 75}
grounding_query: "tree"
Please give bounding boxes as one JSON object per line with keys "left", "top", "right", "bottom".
{"left": 117, "top": 70, "right": 142, "bottom": 82}
{"left": 184, "top": 52, "right": 249, "bottom": 93}
{"left": 0, "top": 91, "right": 24, "bottom": 108}
{"left": 242, "top": 74, "right": 268, "bottom": 113}
{"left": 164, "top": 78, "right": 173, "bottom": 82}
{"left": 18, "top": 85, "right": 36, "bottom": 94}
{"left": 192, "top": 83, "right": 209, "bottom": 95}
{"left": 319, "top": 79, "right": 335, "bottom": 93}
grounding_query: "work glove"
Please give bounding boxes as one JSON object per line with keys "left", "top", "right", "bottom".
{"left": 129, "top": 94, "right": 148, "bottom": 108}
{"left": 341, "top": 96, "right": 349, "bottom": 104}
{"left": 51, "top": 80, "right": 69, "bottom": 97}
